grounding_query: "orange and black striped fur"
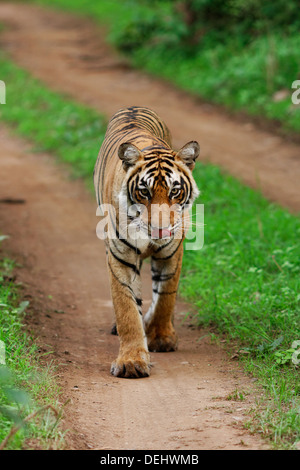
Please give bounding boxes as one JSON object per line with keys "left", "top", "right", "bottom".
{"left": 94, "top": 106, "right": 199, "bottom": 378}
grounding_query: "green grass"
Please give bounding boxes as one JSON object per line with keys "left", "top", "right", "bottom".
{"left": 181, "top": 164, "right": 300, "bottom": 448}
{"left": 0, "top": 240, "right": 64, "bottom": 449}
{"left": 130, "top": 34, "right": 300, "bottom": 134}
{"left": 183, "top": 164, "right": 300, "bottom": 349}
{"left": 0, "top": 55, "right": 106, "bottom": 192}
{"left": 0, "top": 49, "right": 299, "bottom": 448}
{"left": 31, "top": 0, "right": 300, "bottom": 134}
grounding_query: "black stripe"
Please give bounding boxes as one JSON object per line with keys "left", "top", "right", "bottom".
{"left": 109, "top": 247, "right": 140, "bottom": 275}
{"left": 152, "top": 239, "right": 182, "bottom": 261}
{"left": 117, "top": 228, "right": 141, "bottom": 255}
{"left": 109, "top": 209, "right": 142, "bottom": 255}
{"left": 153, "top": 237, "right": 174, "bottom": 253}
{"left": 127, "top": 167, "right": 141, "bottom": 193}
{"left": 143, "top": 154, "right": 174, "bottom": 161}
{"left": 151, "top": 254, "right": 181, "bottom": 282}
{"left": 151, "top": 272, "right": 176, "bottom": 282}
{"left": 160, "top": 158, "right": 176, "bottom": 167}
{"left": 107, "top": 261, "right": 143, "bottom": 312}
{"left": 153, "top": 289, "right": 177, "bottom": 295}
{"left": 111, "top": 237, "right": 123, "bottom": 255}
{"left": 107, "top": 261, "right": 134, "bottom": 300}
{"left": 144, "top": 160, "right": 158, "bottom": 169}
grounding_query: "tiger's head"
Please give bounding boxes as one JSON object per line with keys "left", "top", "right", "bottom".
{"left": 118, "top": 141, "right": 200, "bottom": 242}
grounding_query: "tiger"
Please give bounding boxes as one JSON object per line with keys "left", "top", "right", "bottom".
{"left": 94, "top": 106, "right": 200, "bottom": 378}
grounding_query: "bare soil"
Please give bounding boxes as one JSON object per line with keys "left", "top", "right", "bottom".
{"left": 1, "top": 2, "right": 298, "bottom": 450}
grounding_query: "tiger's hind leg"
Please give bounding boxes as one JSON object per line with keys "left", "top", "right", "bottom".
{"left": 144, "top": 242, "right": 183, "bottom": 352}
{"left": 107, "top": 248, "right": 151, "bottom": 378}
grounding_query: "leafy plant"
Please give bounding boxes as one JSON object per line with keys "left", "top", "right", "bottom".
{"left": 0, "top": 238, "right": 62, "bottom": 449}
{"left": 0, "top": 364, "right": 60, "bottom": 450}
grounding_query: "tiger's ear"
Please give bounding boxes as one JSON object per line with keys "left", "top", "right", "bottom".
{"left": 118, "top": 142, "right": 142, "bottom": 170}
{"left": 175, "top": 141, "right": 200, "bottom": 170}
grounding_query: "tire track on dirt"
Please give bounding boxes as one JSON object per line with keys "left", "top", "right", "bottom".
{"left": 0, "top": 3, "right": 299, "bottom": 212}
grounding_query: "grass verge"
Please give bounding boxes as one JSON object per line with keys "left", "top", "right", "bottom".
{"left": 0, "top": 55, "right": 106, "bottom": 192}
{"left": 0, "top": 53, "right": 299, "bottom": 449}
{"left": 0, "top": 238, "right": 64, "bottom": 449}
{"left": 182, "top": 164, "right": 300, "bottom": 448}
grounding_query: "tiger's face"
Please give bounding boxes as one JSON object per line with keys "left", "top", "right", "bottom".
{"left": 118, "top": 141, "right": 200, "bottom": 242}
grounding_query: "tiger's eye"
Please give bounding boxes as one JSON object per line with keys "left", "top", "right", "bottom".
{"left": 140, "top": 188, "right": 150, "bottom": 198}
{"left": 170, "top": 188, "right": 180, "bottom": 197}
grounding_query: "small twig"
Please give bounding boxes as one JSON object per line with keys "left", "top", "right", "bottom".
{"left": 0, "top": 404, "right": 59, "bottom": 450}
{"left": 256, "top": 215, "right": 264, "bottom": 239}
{"left": 229, "top": 270, "right": 238, "bottom": 278}
{"left": 272, "top": 255, "right": 283, "bottom": 272}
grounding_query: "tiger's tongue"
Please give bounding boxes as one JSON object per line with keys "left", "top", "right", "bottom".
{"left": 151, "top": 228, "right": 171, "bottom": 239}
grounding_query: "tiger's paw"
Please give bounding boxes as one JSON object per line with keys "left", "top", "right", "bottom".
{"left": 147, "top": 330, "right": 178, "bottom": 353}
{"left": 110, "top": 350, "right": 151, "bottom": 378}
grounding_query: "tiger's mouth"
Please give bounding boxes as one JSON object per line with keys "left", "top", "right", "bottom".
{"left": 127, "top": 213, "right": 182, "bottom": 242}
{"left": 150, "top": 227, "right": 172, "bottom": 239}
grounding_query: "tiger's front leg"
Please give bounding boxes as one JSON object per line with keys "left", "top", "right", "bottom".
{"left": 144, "top": 241, "right": 183, "bottom": 352}
{"left": 106, "top": 247, "right": 150, "bottom": 378}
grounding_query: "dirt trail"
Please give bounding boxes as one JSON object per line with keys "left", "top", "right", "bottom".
{"left": 0, "top": 3, "right": 287, "bottom": 450}
{"left": 0, "top": 125, "right": 268, "bottom": 450}
{"left": 0, "top": 3, "right": 300, "bottom": 213}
